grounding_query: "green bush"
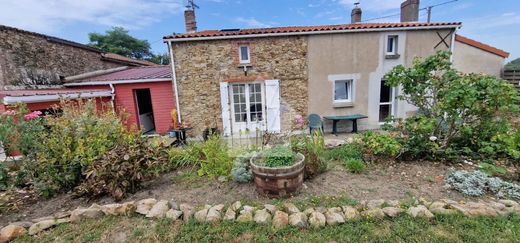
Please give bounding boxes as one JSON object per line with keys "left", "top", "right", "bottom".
{"left": 385, "top": 51, "right": 520, "bottom": 161}
{"left": 291, "top": 131, "right": 328, "bottom": 179}
{"left": 23, "top": 100, "right": 138, "bottom": 197}
{"left": 362, "top": 131, "right": 401, "bottom": 158}
{"left": 74, "top": 137, "right": 167, "bottom": 201}
{"left": 167, "top": 147, "right": 197, "bottom": 169}
{"left": 196, "top": 135, "right": 233, "bottom": 178}
{"left": 260, "top": 145, "right": 296, "bottom": 168}
{"left": 328, "top": 143, "right": 363, "bottom": 161}
{"left": 344, "top": 158, "right": 366, "bottom": 174}
{"left": 0, "top": 103, "right": 45, "bottom": 156}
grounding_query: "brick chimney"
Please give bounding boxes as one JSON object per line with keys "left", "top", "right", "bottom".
{"left": 351, "top": 5, "right": 362, "bottom": 23}
{"left": 400, "top": 0, "right": 420, "bottom": 22}
{"left": 184, "top": 9, "right": 197, "bottom": 33}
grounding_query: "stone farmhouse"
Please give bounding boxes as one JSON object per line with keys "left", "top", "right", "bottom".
{"left": 0, "top": 0, "right": 510, "bottom": 137}
{"left": 164, "top": 0, "right": 510, "bottom": 137}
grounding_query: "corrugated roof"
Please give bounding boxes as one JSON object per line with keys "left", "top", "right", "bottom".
{"left": 66, "top": 66, "right": 171, "bottom": 84}
{"left": 165, "top": 22, "right": 461, "bottom": 41}
{"left": 455, "top": 34, "right": 509, "bottom": 58}
{"left": 0, "top": 88, "right": 111, "bottom": 98}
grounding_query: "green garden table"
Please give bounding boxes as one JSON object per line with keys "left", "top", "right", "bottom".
{"left": 323, "top": 114, "right": 368, "bottom": 134}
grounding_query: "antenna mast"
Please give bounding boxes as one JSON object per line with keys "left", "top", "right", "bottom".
{"left": 186, "top": 0, "right": 199, "bottom": 11}
{"left": 425, "top": 0, "right": 458, "bottom": 23}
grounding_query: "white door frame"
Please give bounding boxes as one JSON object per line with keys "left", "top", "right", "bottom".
{"left": 229, "top": 81, "right": 266, "bottom": 135}
{"left": 378, "top": 81, "right": 397, "bottom": 124}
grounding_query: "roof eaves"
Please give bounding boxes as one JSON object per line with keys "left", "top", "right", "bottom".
{"left": 164, "top": 22, "right": 462, "bottom": 42}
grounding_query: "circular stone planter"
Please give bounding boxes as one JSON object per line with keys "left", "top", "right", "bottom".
{"left": 250, "top": 153, "right": 305, "bottom": 198}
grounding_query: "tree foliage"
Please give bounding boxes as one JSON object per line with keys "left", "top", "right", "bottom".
{"left": 505, "top": 58, "right": 520, "bottom": 70}
{"left": 385, "top": 51, "right": 520, "bottom": 160}
{"left": 88, "top": 27, "right": 153, "bottom": 60}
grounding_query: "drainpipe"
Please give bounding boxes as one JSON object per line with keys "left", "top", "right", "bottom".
{"left": 168, "top": 41, "right": 182, "bottom": 124}
{"left": 109, "top": 83, "right": 115, "bottom": 109}
{"left": 449, "top": 26, "right": 459, "bottom": 63}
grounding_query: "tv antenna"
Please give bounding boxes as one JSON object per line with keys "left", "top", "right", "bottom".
{"left": 186, "top": 0, "right": 199, "bottom": 11}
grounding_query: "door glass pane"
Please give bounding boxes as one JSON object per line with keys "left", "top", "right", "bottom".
{"left": 248, "top": 83, "right": 263, "bottom": 122}
{"left": 232, "top": 84, "right": 246, "bottom": 122}
{"left": 380, "top": 80, "right": 391, "bottom": 103}
{"left": 379, "top": 104, "right": 391, "bottom": 122}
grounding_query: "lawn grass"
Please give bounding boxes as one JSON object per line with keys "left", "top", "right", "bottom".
{"left": 14, "top": 213, "right": 520, "bottom": 242}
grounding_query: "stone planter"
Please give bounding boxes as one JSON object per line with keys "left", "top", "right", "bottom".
{"left": 250, "top": 153, "right": 305, "bottom": 198}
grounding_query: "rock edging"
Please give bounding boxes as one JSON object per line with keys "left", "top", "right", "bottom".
{"left": 1, "top": 198, "right": 519, "bottom": 242}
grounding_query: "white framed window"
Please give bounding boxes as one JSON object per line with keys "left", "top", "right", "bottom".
{"left": 334, "top": 79, "right": 353, "bottom": 103}
{"left": 386, "top": 35, "right": 398, "bottom": 55}
{"left": 239, "top": 45, "right": 250, "bottom": 64}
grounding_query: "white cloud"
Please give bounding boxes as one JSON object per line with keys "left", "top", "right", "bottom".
{"left": 0, "top": 0, "right": 184, "bottom": 33}
{"left": 336, "top": 0, "right": 402, "bottom": 12}
{"left": 235, "top": 17, "right": 271, "bottom": 28}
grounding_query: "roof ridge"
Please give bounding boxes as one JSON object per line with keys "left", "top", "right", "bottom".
{"left": 164, "top": 22, "right": 462, "bottom": 40}
{"left": 0, "top": 24, "right": 103, "bottom": 53}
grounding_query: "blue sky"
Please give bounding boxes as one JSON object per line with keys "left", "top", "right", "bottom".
{"left": 1, "top": 0, "right": 519, "bottom": 60}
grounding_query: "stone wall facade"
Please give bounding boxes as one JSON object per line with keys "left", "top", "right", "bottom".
{"left": 0, "top": 25, "right": 125, "bottom": 88}
{"left": 172, "top": 36, "right": 308, "bottom": 135}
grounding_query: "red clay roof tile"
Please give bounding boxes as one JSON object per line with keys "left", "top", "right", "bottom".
{"left": 165, "top": 22, "right": 461, "bottom": 40}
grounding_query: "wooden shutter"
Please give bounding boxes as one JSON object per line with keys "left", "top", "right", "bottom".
{"left": 265, "top": 79, "right": 281, "bottom": 133}
{"left": 219, "top": 82, "right": 232, "bottom": 136}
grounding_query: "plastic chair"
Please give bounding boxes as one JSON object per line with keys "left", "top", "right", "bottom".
{"left": 308, "top": 114, "right": 324, "bottom": 134}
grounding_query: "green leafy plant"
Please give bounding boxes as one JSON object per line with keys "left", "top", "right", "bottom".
{"left": 23, "top": 99, "right": 138, "bottom": 197}
{"left": 291, "top": 131, "right": 327, "bottom": 179}
{"left": 0, "top": 103, "right": 45, "bottom": 156}
{"left": 479, "top": 162, "right": 507, "bottom": 177}
{"left": 328, "top": 143, "right": 363, "bottom": 161}
{"left": 260, "top": 145, "right": 296, "bottom": 168}
{"left": 75, "top": 137, "right": 167, "bottom": 200}
{"left": 385, "top": 51, "right": 520, "bottom": 161}
{"left": 344, "top": 158, "right": 366, "bottom": 174}
{"left": 362, "top": 131, "right": 401, "bottom": 158}
{"left": 195, "top": 135, "right": 233, "bottom": 178}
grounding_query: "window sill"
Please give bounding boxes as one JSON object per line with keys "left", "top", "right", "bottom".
{"left": 332, "top": 101, "right": 354, "bottom": 108}
{"left": 385, "top": 54, "right": 400, "bottom": 59}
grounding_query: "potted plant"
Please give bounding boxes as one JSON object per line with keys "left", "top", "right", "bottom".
{"left": 250, "top": 145, "right": 305, "bottom": 198}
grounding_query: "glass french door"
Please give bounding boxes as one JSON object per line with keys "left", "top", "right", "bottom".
{"left": 230, "top": 83, "right": 266, "bottom": 134}
{"left": 379, "top": 80, "right": 396, "bottom": 123}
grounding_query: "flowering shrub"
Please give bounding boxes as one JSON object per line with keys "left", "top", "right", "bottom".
{"left": 445, "top": 170, "right": 520, "bottom": 200}
{"left": 0, "top": 104, "right": 45, "bottom": 156}
{"left": 21, "top": 100, "right": 138, "bottom": 197}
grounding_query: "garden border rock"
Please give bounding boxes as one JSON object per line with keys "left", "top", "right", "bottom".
{"left": 1, "top": 197, "right": 519, "bottom": 241}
